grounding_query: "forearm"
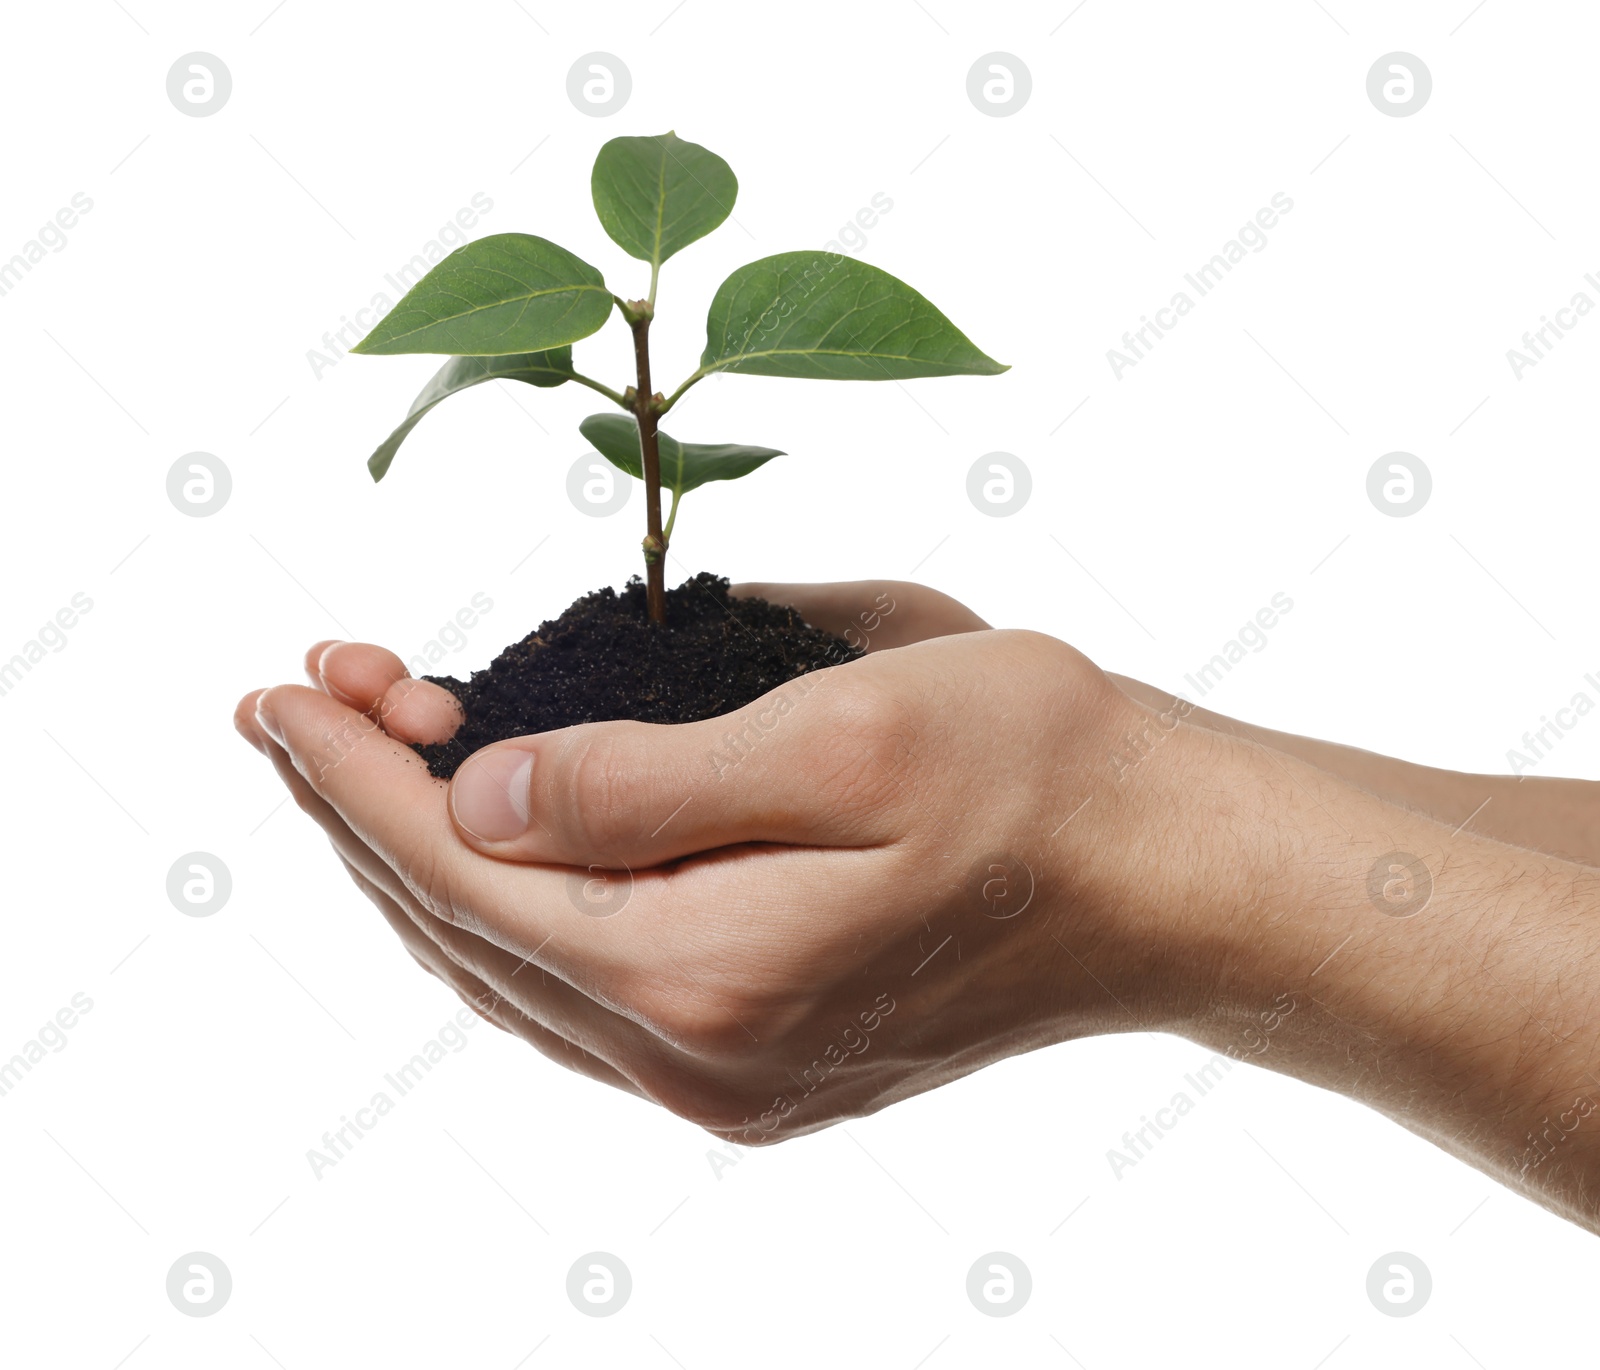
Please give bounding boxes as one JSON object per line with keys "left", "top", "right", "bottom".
{"left": 1112, "top": 672, "right": 1600, "bottom": 868}
{"left": 1174, "top": 724, "right": 1600, "bottom": 1233}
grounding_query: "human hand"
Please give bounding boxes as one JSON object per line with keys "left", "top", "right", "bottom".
{"left": 235, "top": 595, "right": 1232, "bottom": 1143}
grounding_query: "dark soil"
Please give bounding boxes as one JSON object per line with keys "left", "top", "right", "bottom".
{"left": 413, "top": 572, "right": 862, "bottom": 779}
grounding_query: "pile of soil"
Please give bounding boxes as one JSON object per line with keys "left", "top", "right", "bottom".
{"left": 414, "top": 572, "right": 862, "bottom": 779}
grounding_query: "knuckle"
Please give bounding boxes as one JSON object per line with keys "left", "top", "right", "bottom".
{"left": 555, "top": 725, "right": 646, "bottom": 856}
{"left": 642, "top": 986, "right": 751, "bottom": 1058}
{"left": 648, "top": 1068, "right": 763, "bottom": 1136}
{"left": 402, "top": 847, "right": 473, "bottom": 933}
{"left": 808, "top": 681, "right": 918, "bottom": 818}
{"left": 623, "top": 955, "right": 776, "bottom": 1060}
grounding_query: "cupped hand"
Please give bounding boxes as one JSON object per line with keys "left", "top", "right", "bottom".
{"left": 235, "top": 581, "right": 1228, "bottom": 1142}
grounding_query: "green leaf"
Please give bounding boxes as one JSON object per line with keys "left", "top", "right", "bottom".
{"left": 590, "top": 131, "right": 737, "bottom": 273}
{"left": 367, "top": 350, "right": 573, "bottom": 482}
{"left": 699, "top": 251, "right": 1007, "bottom": 380}
{"left": 351, "top": 234, "right": 610, "bottom": 356}
{"left": 579, "top": 413, "right": 782, "bottom": 496}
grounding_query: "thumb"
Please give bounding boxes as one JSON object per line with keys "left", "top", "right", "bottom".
{"left": 730, "top": 579, "right": 990, "bottom": 651}
{"left": 446, "top": 657, "right": 909, "bottom": 868}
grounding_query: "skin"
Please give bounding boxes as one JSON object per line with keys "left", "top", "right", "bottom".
{"left": 234, "top": 580, "right": 1600, "bottom": 1233}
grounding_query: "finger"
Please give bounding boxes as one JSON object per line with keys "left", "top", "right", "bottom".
{"left": 315, "top": 640, "right": 401, "bottom": 709}
{"left": 338, "top": 855, "right": 645, "bottom": 1096}
{"left": 310, "top": 640, "right": 463, "bottom": 744}
{"left": 303, "top": 639, "right": 341, "bottom": 686}
{"left": 234, "top": 687, "right": 269, "bottom": 754}
{"left": 252, "top": 683, "right": 645, "bottom": 1000}
{"left": 256, "top": 724, "right": 669, "bottom": 1086}
{"left": 730, "top": 580, "right": 989, "bottom": 651}
{"left": 376, "top": 676, "right": 464, "bottom": 746}
{"left": 447, "top": 649, "right": 911, "bottom": 867}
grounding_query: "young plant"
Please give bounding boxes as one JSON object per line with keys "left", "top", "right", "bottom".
{"left": 353, "top": 132, "right": 1006, "bottom": 624}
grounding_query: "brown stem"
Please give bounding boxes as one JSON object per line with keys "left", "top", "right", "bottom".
{"left": 629, "top": 308, "right": 667, "bottom": 624}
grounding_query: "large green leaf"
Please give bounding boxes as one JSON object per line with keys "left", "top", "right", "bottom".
{"left": 368, "top": 350, "right": 573, "bottom": 482}
{"left": 351, "top": 234, "right": 610, "bottom": 356}
{"left": 699, "top": 252, "right": 1007, "bottom": 380}
{"left": 591, "top": 131, "right": 737, "bottom": 271}
{"left": 579, "top": 413, "right": 782, "bottom": 496}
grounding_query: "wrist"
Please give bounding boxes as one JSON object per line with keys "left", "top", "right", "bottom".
{"left": 1165, "top": 728, "right": 1600, "bottom": 1223}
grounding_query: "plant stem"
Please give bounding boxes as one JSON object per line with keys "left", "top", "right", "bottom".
{"left": 567, "top": 370, "right": 632, "bottom": 410}
{"left": 629, "top": 309, "right": 668, "bottom": 624}
{"left": 655, "top": 366, "right": 709, "bottom": 416}
{"left": 662, "top": 488, "right": 681, "bottom": 543}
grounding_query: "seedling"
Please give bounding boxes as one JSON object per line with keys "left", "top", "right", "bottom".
{"left": 353, "top": 132, "right": 1006, "bottom": 624}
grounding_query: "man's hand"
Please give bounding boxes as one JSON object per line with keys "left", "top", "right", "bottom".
{"left": 236, "top": 581, "right": 1600, "bottom": 1232}
{"left": 236, "top": 598, "right": 1237, "bottom": 1143}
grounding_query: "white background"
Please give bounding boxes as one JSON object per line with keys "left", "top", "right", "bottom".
{"left": 2, "top": 0, "right": 1596, "bottom": 1364}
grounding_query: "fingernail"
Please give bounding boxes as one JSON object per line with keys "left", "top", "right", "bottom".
{"left": 451, "top": 747, "right": 535, "bottom": 842}
{"left": 255, "top": 693, "right": 285, "bottom": 746}
{"left": 314, "top": 640, "right": 347, "bottom": 673}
